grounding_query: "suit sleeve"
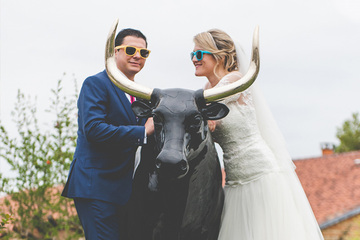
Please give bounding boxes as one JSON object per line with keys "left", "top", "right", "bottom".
{"left": 78, "top": 76, "right": 145, "bottom": 146}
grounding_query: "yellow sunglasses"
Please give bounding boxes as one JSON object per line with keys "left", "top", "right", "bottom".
{"left": 115, "top": 45, "right": 151, "bottom": 59}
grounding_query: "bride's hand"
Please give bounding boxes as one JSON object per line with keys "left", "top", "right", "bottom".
{"left": 208, "top": 120, "right": 216, "bottom": 132}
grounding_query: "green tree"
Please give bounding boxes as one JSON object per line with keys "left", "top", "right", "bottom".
{"left": 335, "top": 112, "right": 360, "bottom": 153}
{"left": 0, "top": 74, "right": 82, "bottom": 239}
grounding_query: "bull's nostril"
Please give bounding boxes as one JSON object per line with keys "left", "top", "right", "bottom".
{"left": 155, "top": 160, "right": 162, "bottom": 169}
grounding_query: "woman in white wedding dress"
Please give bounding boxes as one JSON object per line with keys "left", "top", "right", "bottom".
{"left": 191, "top": 29, "right": 324, "bottom": 240}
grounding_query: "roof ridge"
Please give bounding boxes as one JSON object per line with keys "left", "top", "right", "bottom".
{"left": 294, "top": 150, "right": 360, "bottom": 161}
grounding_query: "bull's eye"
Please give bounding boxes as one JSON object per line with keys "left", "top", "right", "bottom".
{"left": 186, "top": 115, "right": 202, "bottom": 132}
{"left": 192, "top": 116, "right": 202, "bottom": 125}
{"left": 153, "top": 113, "right": 164, "bottom": 151}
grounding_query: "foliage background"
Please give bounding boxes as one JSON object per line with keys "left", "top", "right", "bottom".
{"left": 335, "top": 112, "right": 360, "bottom": 153}
{"left": 0, "top": 75, "right": 83, "bottom": 239}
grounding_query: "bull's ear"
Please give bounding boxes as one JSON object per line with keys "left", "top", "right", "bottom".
{"left": 131, "top": 100, "right": 153, "bottom": 118}
{"left": 201, "top": 102, "right": 229, "bottom": 120}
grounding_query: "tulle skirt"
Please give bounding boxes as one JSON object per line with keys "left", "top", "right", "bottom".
{"left": 218, "top": 170, "right": 324, "bottom": 240}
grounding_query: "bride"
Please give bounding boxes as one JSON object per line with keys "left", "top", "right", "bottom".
{"left": 191, "top": 29, "right": 324, "bottom": 240}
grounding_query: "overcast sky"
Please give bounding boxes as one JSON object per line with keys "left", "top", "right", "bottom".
{"left": 1, "top": 0, "right": 360, "bottom": 176}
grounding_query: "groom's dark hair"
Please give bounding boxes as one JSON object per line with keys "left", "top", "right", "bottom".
{"left": 115, "top": 28, "right": 148, "bottom": 48}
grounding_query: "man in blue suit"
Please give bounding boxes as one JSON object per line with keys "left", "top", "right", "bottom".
{"left": 62, "top": 28, "right": 154, "bottom": 239}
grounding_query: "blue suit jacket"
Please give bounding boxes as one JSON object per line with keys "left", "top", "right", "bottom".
{"left": 62, "top": 70, "right": 147, "bottom": 205}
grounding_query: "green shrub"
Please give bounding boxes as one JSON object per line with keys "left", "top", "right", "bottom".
{"left": 0, "top": 74, "right": 83, "bottom": 239}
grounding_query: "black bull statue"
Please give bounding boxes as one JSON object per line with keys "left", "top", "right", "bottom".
{"left": 129, "top": 89, "right": 228, "bottom": 240}
{"left": 105, "top": 19, "right": 260, "bottom": 240}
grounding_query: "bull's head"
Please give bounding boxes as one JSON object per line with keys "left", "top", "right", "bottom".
{"left": 105, "top": 19, "right": 260, "bottom": 179}
{"left": 131, "top": 89, "right": 229, "bottom": 179}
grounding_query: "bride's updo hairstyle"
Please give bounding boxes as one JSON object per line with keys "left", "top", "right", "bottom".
{"left": 193, "top": 29, "right": 238, "bottom": 76}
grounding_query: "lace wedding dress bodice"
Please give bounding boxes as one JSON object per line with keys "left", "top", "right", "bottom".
{"left": 211, "top": 73, "right": 278, "bottom": 185}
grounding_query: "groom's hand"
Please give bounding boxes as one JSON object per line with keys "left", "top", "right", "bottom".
{"left": 145, "top": 117, "right": 154, "bottom": 136}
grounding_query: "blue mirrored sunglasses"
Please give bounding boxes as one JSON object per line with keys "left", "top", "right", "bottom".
{"left": 190, "top": 50, "right": 213, "bottom": 61}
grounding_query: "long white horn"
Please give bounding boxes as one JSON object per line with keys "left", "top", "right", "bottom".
{"left": 105, "top": 19, "right": 153, "bottom": 100}
{"left": 203, "top": 26, "right": 260, "bottom": 102}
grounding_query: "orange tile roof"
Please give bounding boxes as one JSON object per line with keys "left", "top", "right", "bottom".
{"left": 293, "top": 150, "right": 360, "bottom": 225}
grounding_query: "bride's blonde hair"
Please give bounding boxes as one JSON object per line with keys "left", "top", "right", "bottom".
{"left": 193, "top": 29, "right": 238, "bottom": 76}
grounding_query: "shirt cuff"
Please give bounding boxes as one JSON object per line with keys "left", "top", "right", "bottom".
{"left": 143, "top": 130, "right": 147, "bottom": 144}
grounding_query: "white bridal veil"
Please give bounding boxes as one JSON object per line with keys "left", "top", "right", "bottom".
{"left": 234, "top": 42, "right": 296, "bottom": 172}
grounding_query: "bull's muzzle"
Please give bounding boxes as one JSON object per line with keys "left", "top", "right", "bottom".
{"left": 155, "top": 156, "right": 189, "bottom": 179}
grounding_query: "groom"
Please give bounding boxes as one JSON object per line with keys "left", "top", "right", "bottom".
{"left": 62, "top": 27, "right": 154, "bottom": 239}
